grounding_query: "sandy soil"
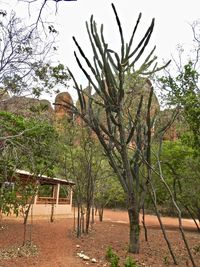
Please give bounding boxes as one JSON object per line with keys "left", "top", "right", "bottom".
{"left": 0, "top": 209, "right": 199, "bottom": 267}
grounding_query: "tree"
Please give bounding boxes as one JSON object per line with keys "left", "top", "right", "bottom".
{"left": 66, "top": 4, "right": 168, "bottom": 253}
{"left": 159, "top": 20, "right": 200, "bottom": 154}
{"left": 0, "top": 111, "right": 59, "bottom": 218}
{"left": 0, "top": 8, "right": 70, "bottom": 201}
{"left": 55, "top": 117, "right": 105, "bottom": 236}
{"left": 160, "top": 62, "right": 200, "bottom": 153}
{"left": 95, "top": 173, "right": 125, "bottom": 222}
{"left": 158, "top": 21, "right": 200, "bottom": 230}
{"left": 159, "top": 140, "right": 200, "bottom": 230}
{"left": 0, "top": 9, "right": 70, "bottom": 99}
{"left": 0, "top": 111, "right": 59, "bottom": 245}
{"left": 17, "top": 0, "right": 77, "bottom": 29}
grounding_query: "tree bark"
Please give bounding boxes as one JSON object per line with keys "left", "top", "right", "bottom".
{"left": 98, "top": 206, "right": 104, "bottom": 222}
{"left": 77, "top": 203, "right": 81, "bottom": 237}
{"left": 0, "top": 209, "right": 2, "bottom": 223}
{"left": 81, "top": 206, "right": 85, "bottom": 234}
{"left": 184, "top": 205, "right": 200, "bottom": 232}
{"left": 197, "top": 208, "right": 200, "bottom": 226}
{"left": 85, "top": 204, "right": 90, "bottom": 234}
{"left": 128, "top": 204, "right": 140, "bottom": 253}
{"left": 91, "top": 204, "right": 95, "bottom": 224}
{"left": 142, "top": 205, "right": 148, "bottom": 241}
{"left": 24, "top": 202, "right": 32, "bottom": 225}
{"left": 50, "top": 203, "right": 54, "bottom": 222}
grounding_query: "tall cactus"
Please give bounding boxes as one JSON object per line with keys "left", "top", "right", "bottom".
{"left": 68, "top": 4, "right": 169, "bottom": 253}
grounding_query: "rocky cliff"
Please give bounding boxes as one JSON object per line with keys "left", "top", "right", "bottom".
{"left": 0, "top": 88, "right": 184, "bottom": 142}
{"left": 0, "top": 91, "right": 73, "bottom": 122}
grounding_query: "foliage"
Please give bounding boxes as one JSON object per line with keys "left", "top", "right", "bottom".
{"left": 95, "top": 173, "right": 125, "bottom": 209}
{"left": 0, "top": 3, "right": 70, "bottom": 221}
{"left": 149, "top": 140, "right": 200, "bottom": 222}
{"left": 106, "top": 247, "right": 119, "bottom": 267}
{"left": 160, "top": 62, "right": 200, "bottom": 154}
{"left": 163, "top": 255, "right": 170, "bottom": 265}
{"left": 31, "top": 63, "right": 70, "bottom": 97}
{"left": 0, "top": 111, "right": 58, "bottom": 173}
{"left": 124, "top": 256, "right": 138, "bottom": 267}
{"left": 56, "top": 120, "right": 103, "bottom": 196}
{"left": 55, "top": 118, "right": 109, "bottom": 234}
{"left": 0, "top": 10, "right": 70, "bottom": 98}
{"left": 106, "top": 248, "right": 138, "bottom": 267}
{"left": 0, "top": 111, "right": 59, "bottom": 216}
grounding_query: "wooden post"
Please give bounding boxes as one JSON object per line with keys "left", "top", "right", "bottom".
{"left": 52, "top": 184, "right": 60, "bottom": 204}
{"left": 70, "top": 187, "right": 73, "bottom": 211}
{"left": 34, "top": 194, "right": 37, "bottom": 205}
{"left": 34, "top": 183, "right": 39, "bottom": 205}
{"left": 56, "top": 183, "right": 60, "bottom": 205}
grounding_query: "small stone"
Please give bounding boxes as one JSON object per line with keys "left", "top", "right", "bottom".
{"left": 76, "top": 245, "right": 80, "bottom": 248}
{"left": 77, "top": 253, "right": 85, "bottom": 258}
{"left": 91, "top": 258, "right": 97, "bottom": 263}
{"left": 83, "top": 255, "right": 90, "bottom": 261}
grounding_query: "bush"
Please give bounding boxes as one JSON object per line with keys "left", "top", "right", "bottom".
{"left": 106, "top": 247, "right": 120, "bottom": 267}
{"left": 106, "top": 247, "right": 138, "bottom": 267}
{"left": 124, "top": 256, "right": 138, "bottom": 267}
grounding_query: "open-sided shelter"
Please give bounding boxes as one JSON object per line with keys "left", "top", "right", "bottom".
{"left": 2, "top": 170, "right": 75, "bottom": 219}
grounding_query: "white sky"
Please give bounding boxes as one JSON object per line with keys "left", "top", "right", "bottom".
{"left": 2, "top": 0, "right": 200, "bottom": 101}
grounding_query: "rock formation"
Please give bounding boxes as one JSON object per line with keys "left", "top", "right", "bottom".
{"left": 0, "top": 86, "right": 184, "bottom": 142}
{"left": 0, "top": 95, "right": 54, "bottom": 120}
{"left": 54, "top": 92, "right": 73, "bottom": 121}
{"left": 0, "top": 91, "right": 73, "bottom": 122}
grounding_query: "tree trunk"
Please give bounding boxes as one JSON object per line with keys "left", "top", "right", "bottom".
{"left": 0, "top": 209, "right": 2, "bottom": 223}
{"left": 24, "top": 203, "right": 32, "bottom": 225}
{"left": 73, "top": 205, "right": 76, "bottom": 231}
{"left": 184, "top": 205, "right": 200, "bottom": 232}
{"left": 197, "top": 208, "right": 200, "bottom": 227}
{"left": 81, "top": 206, "right": 85, "bottom": 234}
{"left": 50, "top": 204, "right": 54, "bottom": 222}
{"left": 98, "top": 206, "right": 104, "bottom": 222}
{"left": 23, "top": 222, "right": 27, "bottom": 246}
{"left": 128, "top": 204, "right": 140, "bottom": 253}
{"left": 77, "top": 203, "right": 81, "bottom": 237}
{"left": 85, "top": 204, "right": 90, "bottom": 234}
{"left": 91, "top": 204, "right": 95, "bottom": 224}
{"left": 23, "top": 196, "right": 35, "bottom": 246}
{"left": 95, "top": 205, "right": 98, "bottom": 215}
{"left": 142, "top": 205, "right": 148, "bottom": 241}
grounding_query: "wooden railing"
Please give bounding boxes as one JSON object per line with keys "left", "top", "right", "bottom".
{"left": 36, "top": 197, "right": 56, "bottom": 204}
{"left": 58, "top": 198, "right": 70, "bottom": 204}
{"left": 36, "top": 197, "right": 70, "bottom": 205}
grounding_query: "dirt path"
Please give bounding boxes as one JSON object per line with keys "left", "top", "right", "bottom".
{"left": 0, "top": 209, "right": 199, "bottom": 267}
{"left": 0, "top": 218, "right": 85, "bottom": 267}
{"left": 103, "top": 209, "right": 197, "bottom": 231}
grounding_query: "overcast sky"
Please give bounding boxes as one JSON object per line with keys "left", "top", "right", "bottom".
{"left": 2, "top": 0, "right": 200, "bottom": 101}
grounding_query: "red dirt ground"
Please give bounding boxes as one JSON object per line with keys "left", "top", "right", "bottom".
{"left": 0, "top": 209, "right": 199, "bottom": 267}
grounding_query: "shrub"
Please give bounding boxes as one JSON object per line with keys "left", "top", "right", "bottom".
{"left": 106, "top": 246, "right": 120, "bottom": 267}
{"left": 124, "top": 256, "right": 138, "bottom": 267}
